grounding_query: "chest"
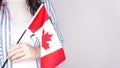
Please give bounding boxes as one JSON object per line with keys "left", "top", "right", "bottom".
{"left": 7, "top": 1, "right": 33, "bottom": 43}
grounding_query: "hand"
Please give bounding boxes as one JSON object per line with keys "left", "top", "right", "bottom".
{"left": 7, "top": 42, "right": 40, "bottom": 63}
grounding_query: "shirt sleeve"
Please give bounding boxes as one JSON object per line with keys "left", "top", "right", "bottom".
{"left": 41, "top": 0, "right": 64, "bottom": 45}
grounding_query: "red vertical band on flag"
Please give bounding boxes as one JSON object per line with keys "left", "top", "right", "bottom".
{"left": 28, "top": 5, "right": 49, "bottom": 33}
{"left": 41, "top": 48, "right": 66, "bottom": 68}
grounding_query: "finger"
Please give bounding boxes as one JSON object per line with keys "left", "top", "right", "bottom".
{"left": 13, "top": 56, "right": 26, "bottom": 63}
{"left": 7, "top": 48, "right": 23, "bottom": 59}
{"left": 11, "top": 52, "right": 25, "bottom": 60}
{"left": 9, "top": 44, "right": 21, "bottom": 52}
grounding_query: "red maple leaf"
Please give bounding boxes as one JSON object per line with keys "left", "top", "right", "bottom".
{"left": 42, "top": 29, "right": 53, "bottom": 50}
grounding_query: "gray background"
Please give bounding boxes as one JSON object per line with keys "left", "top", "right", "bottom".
{"left": 52, "top": 0, "right": 120, "bottom": 68}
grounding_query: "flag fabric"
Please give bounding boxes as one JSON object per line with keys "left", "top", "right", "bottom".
{"left": 41, "top": 0, "right": 64, "bottom": 46}
{"left": 28, "top": 4, "right": 66, "bottom": 68}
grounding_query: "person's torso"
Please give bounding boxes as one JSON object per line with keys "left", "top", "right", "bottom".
{"left": 6, "top": 0, "right": 38, "bottom": 68}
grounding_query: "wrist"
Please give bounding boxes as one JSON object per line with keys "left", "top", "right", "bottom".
{"left": 35, "top": 47, "right": 41, "bottom": 59}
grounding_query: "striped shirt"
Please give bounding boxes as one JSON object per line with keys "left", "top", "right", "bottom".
{"left": 0, "top": 0, "right": 64, "bottom": 68}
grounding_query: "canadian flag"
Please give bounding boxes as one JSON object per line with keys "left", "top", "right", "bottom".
{"left": 28, "top": 4, "right": 66, "bottom": 68}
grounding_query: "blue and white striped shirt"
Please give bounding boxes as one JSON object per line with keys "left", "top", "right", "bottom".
{"left": 0, "top": 0, "right": 64, "bottom": 68}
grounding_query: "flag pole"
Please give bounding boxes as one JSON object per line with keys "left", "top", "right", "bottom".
{"left": 1, "top": 30, "right": 27, "bottom": 68}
